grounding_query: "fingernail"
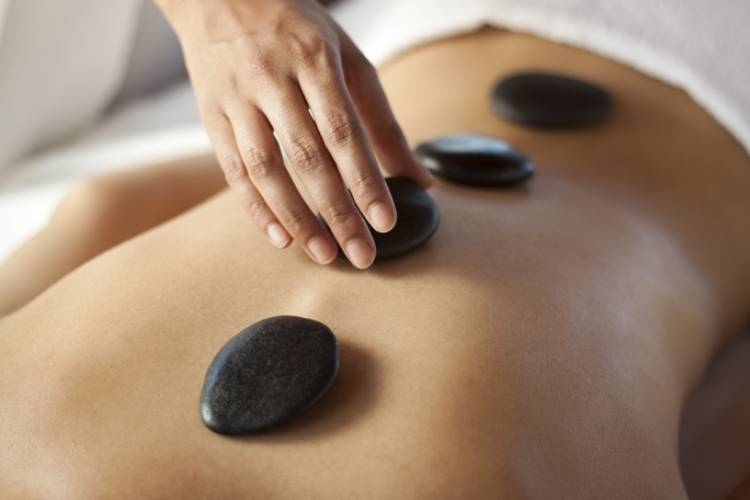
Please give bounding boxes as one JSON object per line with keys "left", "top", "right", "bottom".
{"left": 345, "top": 238, "right": 375, "bottom": 269}
{"left": 266, "top": 223, "right": 290, "bottom": 248}
{"left": 367, "top": 201, "right": 396, "bottom": 233}
{"left": 307, "top": 236, "right": 336, "bottom": 264}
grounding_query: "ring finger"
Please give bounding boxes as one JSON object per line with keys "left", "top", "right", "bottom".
{"left": 259, "top": 82, "right": 376, "bottom": 269}
{"left": 226, "top": 104, "right": 338, "bottom": 264}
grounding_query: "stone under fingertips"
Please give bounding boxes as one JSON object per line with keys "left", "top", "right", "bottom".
{"left": 415, "top": 134, "right": 534, "bottom": 187}
{"left": 319, "top": 177, "right": 440, "bottom": 263}
{"left": 492, "top": 71, "right": 612, "bottom": 128}
{"left": 200, "top": 316, "right": 340, "bottom": 435}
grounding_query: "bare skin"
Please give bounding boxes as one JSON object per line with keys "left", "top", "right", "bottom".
{"left": 1, "top": 28, "right": 749, "bottom": 499}
{"left": 681, "top": 333, "right": 750, "bottom": 499}
{"left": 155, "top": 0, "right": 433, "bottom": 269}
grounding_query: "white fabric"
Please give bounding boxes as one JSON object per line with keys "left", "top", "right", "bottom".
{"left": 332, "top": 0, "right": 750, "bottom": 156}
{"left": 111, "top": 1, "right": 186, "bottom": 108}
{"left": 1, "top": 0, "right": 749, "bottom": 262}
{"left": 0, "top": 0, "right": 143, "bottom": 169}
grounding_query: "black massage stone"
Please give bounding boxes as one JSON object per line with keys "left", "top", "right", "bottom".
{"left": 200, "top": 316, "right": 339, "bottom": 435}
{"left": 492, "top": 71, "right": 612, "bottom": 128}
{"left": 414, "top": 134, "right": 534, "bottom": 186}
{"left": 320, "top": 176, "right": 440, "bottom": 262}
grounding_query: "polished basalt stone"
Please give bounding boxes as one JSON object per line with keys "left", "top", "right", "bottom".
{"left": 320, "top": 176, "right": 440, "bottom": 262}
{"left": 200, "top": 316, "right": 340, "bottom": 435}
{"left": 414, "top": 134, "right": 534, "bottom": 187}
{"left": 492, "top": 71, "right": 612, "bottom": 128}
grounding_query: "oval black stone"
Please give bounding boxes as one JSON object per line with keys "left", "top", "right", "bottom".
{"left": 415, "top": 134, "right": 534, "bottom": 187}
{"left": 320, "top": 176, "right": 440, "bottom": 262}
{"left": 492, "top": 71, "right": 612, "bottom": 128}
{"left": 200, "top": 316, "right": 339, "bottom": 435}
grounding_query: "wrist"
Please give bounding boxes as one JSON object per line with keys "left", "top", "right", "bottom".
{"left": 153, "top": 0, "right": 198, "bottom": 34}
{"left": 154, "top": 0, "right": 281, "bottom": 45}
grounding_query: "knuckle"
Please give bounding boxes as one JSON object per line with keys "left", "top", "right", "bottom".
{"left": 349, "top": 171, "right": 379, "bottom": 196}
{"left": 244, "top": 198, "right": 268, "bottom": 220}
{"left": 249, "top": 52, "right": 274, "bottom": 75}
{"left": 280, "top": 207, "right": 308, "bottom": 234}
{"left": 322, "top": 203, "right": 355, "bottom": 230}
{"left": 220, "top": 153, "right": 247, "bottom": 185}
{"left": 243, "top": 147, "right": 275, "bottom": 179}
{"left": 288, "top": 138, "right": 324, "bottom": 173}
{"left": 290, "top": 31, "right": 330, "bottom": 65}
{"left": 325, "top": 112, "right": 357, "bottom": 147}
{"left": 244, "top": 56, "right": 282, "bottom": 86}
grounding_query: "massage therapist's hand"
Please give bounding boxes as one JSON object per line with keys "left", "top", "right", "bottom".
{"left": 155, "top": 0, "right": 433, "bottom": 269}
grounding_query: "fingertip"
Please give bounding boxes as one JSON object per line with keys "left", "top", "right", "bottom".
{"left": 266, "top": 222, "right": 292, "bottom": 249}
{"left": 367, "top": 200, "right": 397, "bottom": 233}
{"left": 307, "top": 235, "right": 339, "bottom": 265}
{"left": 319, "top": 244, "right": 339, "bottom": 265}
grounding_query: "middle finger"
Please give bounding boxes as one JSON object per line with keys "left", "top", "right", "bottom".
{"left": 297, "top": 53, "right": 397, "bottom": 234}
{"left": 260, "top": 81, "right": 376, "bottom": 269}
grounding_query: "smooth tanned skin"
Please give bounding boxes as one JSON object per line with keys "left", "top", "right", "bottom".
{"left": 1, "top": 28, "right": 749, "bottom": 498}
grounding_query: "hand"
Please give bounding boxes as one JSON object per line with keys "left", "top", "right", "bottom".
{"left": 156, "top": 0, "right": 434, "bottom": 269}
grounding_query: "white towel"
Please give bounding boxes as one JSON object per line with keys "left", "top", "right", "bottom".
{"left": 331, "top": 0, "right": 750, "bottom": 156}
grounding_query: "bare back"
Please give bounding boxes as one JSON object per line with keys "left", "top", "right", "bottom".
{"left": 2, "top": 29, "right": 750, "bottom": 499}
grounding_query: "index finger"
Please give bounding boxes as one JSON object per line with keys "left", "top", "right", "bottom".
{"left": 298, "top": 49, "right": 397, "bottom": 234}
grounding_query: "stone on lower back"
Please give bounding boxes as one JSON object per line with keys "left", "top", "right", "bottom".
{"left": 200, "top": 315, "right": 340, "bottom": 435}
